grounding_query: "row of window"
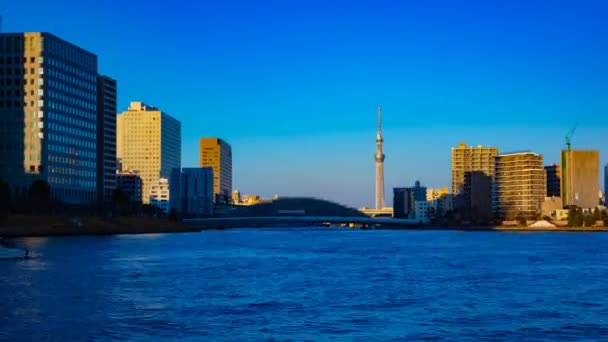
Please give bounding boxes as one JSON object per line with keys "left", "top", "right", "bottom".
{"left": 0, "top": 67, "right": 42, "bottom": 76}
{"left": 47, "top": 97, "right": 96, "bottom": 112}
{"left": 0, "top": 88, "right": 43, "bottom": 97}
{"left": 49, "top": 154, "right": 95, "bottom": 168}
{"left": 46, "top": 37, "right": 97, "bottom": 70}
{"left": 0, "top": 77, "right": 42, "bottom": 86}
{"left": 49, "top": 144, "right": 96, "bottom": 160}
{"left": 47, "top": 78, "right": 95, "bottom": 100}
{"left": 0, "top": 56, "right": 43, "bottom": 64}
{"left": 47, "top": 70, "right": 96, "bottom": 93}
{"left": 48, "top": 109, "right": 96, "bottom": 129}
{"left": 47, "top": 132, "right": 95, "bottom": 149}
{"left": 47, "top": 57, "right": 96, "bottom": 82}
{"left": 49, "top": 175, "right": 96, "bottom": 189}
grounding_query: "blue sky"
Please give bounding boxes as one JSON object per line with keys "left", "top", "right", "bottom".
{"left": 4, "top": 0, "right": 608, "bottom": 207}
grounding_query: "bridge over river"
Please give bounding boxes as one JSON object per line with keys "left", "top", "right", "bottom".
{"left": 184, "top": 216, "right": 421, "bottom": 229}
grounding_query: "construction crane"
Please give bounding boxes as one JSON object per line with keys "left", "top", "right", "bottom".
{"left": 565, "top": 123, "right": 578, "bottom": 151}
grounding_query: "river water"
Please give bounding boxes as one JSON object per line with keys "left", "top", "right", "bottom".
{"left": 1, "top": 229, "right": 608, "bottom": 341}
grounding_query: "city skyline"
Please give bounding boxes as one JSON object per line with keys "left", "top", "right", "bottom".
{"left": 3, "top": 0, "right": 607, "bottom": 208}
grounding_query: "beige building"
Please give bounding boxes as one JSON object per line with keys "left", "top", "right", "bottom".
{"left": 493, "top": 152, "right": 546, "bottom": 220}
{"left": 451, "top": 143, "right": 499, "bottom": 212}
{"left": 117, "top": 102, "right": 181, "bottom": 204}
{"left": 199, "top": 138, "right": 232, "bottom": 202}
{"left": 561, "top": 150, "right": 599, "bottom": 208}
{"left": 426, "top": 187, "right": 449, "bottom": 202}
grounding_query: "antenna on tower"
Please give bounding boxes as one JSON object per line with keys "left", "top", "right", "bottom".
{"left": 377, "top": 105, "right": 382, "bottom": 131}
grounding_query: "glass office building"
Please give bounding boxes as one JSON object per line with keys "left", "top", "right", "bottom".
{"left": 0, "top": 32, "right": 98, "bottom": 204}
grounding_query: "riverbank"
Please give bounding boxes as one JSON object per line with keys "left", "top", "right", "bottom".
{"left": 0, "top": 215, "right": 199, "bottom": 237}
{"left": 2, "top": 216, "right": 608, "bottom": 237}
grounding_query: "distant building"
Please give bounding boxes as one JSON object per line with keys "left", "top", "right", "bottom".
{"left": 199, "top": 138, "right": 232, "bottom": 203}
{"left": 451, "top": 143, "right": 499, "bottom": 211}
{"left": 464, "top": 171, "right": 492, "bottom": 221}
{"left": 426, "top": 187, "right": 449, "bottom": 202}
{"left": 0, "top": 32, "right": 98, "bottom": 204}
{"left": 117, "top": 171, "right": 143, "bottom": 206}
{"left": 544, "top": 164, "right": 561, "bottom": 197}
{"left": 149, "top": 178, "right": 170, "bottom": 214}
{"left": 414, "top": 201, "right": 431, "bottom": 224}
{"left": 96, "top": 75, "right": 117, "bottom": 207}
{"left": 117, "top": 102, "right": 181, "bottom": 204}
{"left": 393, "top": 188, "right": 413, "bottom": 219}
{"left": 427, "top": 188, "right": 453, "bottom": 218}
{"left": 232, "top": 190, "right": 242, "bottom": 205}
{"left": 170, "top": 168, "right": 214, "bottom": 217}
{"left": 605, "top": 163, "right": 608, "bottom": 204}
{"left": 561, "top": 150, "right": 599, "bottom": 208}
{"left": 411, "top": 181, "right": 427, "bottom": 202}
{"left": 542, "top": 197, "right": 564, "bottom": 220}
{"left": 494, "top": 152, "right": 546, "bottom": 220}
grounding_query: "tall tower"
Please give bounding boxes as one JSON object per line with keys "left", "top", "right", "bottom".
{"left": 375, "top": 106, "right": 386, "bottom": 209}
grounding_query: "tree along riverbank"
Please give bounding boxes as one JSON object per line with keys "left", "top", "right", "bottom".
{"left": 0, "top": 215, "right": 199, "bottom": 237}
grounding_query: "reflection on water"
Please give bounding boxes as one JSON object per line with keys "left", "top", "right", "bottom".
{"left": 1, "top": 229, "right": 608, "bottom": 340}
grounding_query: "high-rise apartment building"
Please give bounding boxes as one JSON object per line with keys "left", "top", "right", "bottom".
{"left": 0, "top": 32, "right": 98, "bottom": 204}
{"left": 170, "top": 167, "right": 214, "bottom": 217}
{"left": 561, "top": 150, "right": 599, "bottom": 208}
{"left": 96, "top": 75, "right": 117, "bottom": 207}
{"left": 494, "top": 152, "right": 546, "bottom": 220}
{"left": 452, "top": 143, "right": 499, "bottom": 196}
{"left": 544, "top": 164, "right": 561, "bottom": 197}
{"left": 117, "top": 102, "right": 181, "bottom": 204}
{"left": 199, "top": 138, "right": 232, "bottom": 202}
{"left": 451, "top": 143, "right": 498, "bottom": 214}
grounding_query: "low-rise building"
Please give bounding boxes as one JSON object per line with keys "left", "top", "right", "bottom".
{"left": 542, "top": 197, "right": 564, "bottom": 219}
{"left": 150, "top": 178, "right": 170, "bottom": 214}
{"left": 426, "top": 187, "right": 453, "bottom": 217}
{"left": 414, "top": 201, "right": 431, "bottom": 224}
{"left": 116, "top": 171, "right": 143, "bottom": 206}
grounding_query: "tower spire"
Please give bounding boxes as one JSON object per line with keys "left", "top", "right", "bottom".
{"left": 378, "top": 105, "right": 382, "bottom": 134}
{"left": 375, "top": 106, "right": 385, "bottom": 209}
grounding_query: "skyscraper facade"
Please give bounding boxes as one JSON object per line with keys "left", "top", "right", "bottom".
{"left": 375, "top": 106, "right": 385, "bottom": 209}
{"left": 494, "top": 152, "right": 546, "bottom": 220}
{"left": 0, "top": 32, "right": 98, "bottom": 204}
{"left": 96, "top": 75, "right": 117, "bottom": 207}
{"left": 561, "top": 150, "right": 599, "bottom": 208}
{"left": 117, "top": 102, "right": 181, "bottom": 204}
{"left": 199, "top": 138, "right": 232, "bottom": 202}
{"left": 544, "top": 164, "right": 561, "bottom": 197}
